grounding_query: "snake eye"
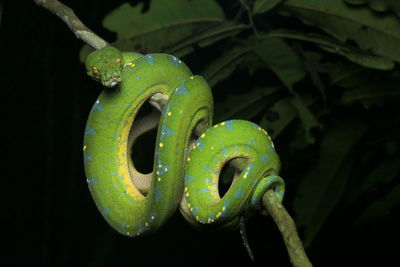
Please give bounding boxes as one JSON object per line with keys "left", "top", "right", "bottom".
{"left": 92, "top": 66, "right": 99, "bottom": 75}
{"left": 116, "top": 57, "right": 123, "bottom": 65}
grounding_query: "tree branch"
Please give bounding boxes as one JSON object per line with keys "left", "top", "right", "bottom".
{"left": 33, "top": 0, "right": 108, "bottom": 50}
{"left": 263, "top": 190, "right": 313, "bottom": 267}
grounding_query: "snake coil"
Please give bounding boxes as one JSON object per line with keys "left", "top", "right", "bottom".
{"left": 83, "top": 47, "right": 285, "bottom": 237}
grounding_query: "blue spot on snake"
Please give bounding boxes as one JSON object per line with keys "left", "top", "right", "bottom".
{"left": 86, "top": 177, "right": 97, "bottom": 189}
{"left": 199, "top": 188, "right": 210, "bottom": 194}
{"left": 234, "top": 188, "right": 244, "bottom": 199}
{"left": 185, "top": 174, "right": 195, "bottom": 184}
{"left": 196, "top": 139, "right": 205, "bottom": 150}
{"left": 221, "top": 147, "right": 229, "bottom": 156}
{"left": 157, "top": 165, "right": 170, "bottom": 176}
{"left": 247, "top": 163, "right": 255, "bottom": 172}
{"left": 155, "top": 187, "right": 162, "bottom": 200}
{"left": 145, "top": 55, "right": 155, "bottom": 65}
{"left": 84, "top": 154, "right": 92, "bottom": 162}
{"left": 202, "top": 165, "right": 218, "bottom": 175}
{"left": 170, "top": 56, "right": 181, "bottom": 67}
{"left": 160, "top": 125, "right": 174, "bottom": 140}
{"left": 252, "top": 123, "right": 260, "bottom": 130}
{"left": 85, "top": 125, "right": 96, "bottom": 135}
{"left": 175, "top": 82, "right": 189, "bottom": 96}
{"left": 270, "top": 144, "right": 276, "bottom": 152}
{"left": 149, "top": 211, "right": 157, "bottom": 220}
{"left": 224, "top": 199, "right": 231, "bottom": 208}
{"left": 261, "top": 153, "right": 269, "bottom": 163}
{"left": 225, "top": 120, "right": 234, "bottom": 131}
{"left": 119, "top": 222, "right": 127, "bottom": 233}
{"left": 191, "top": 206, "right": 199, "bottom": 216}
{"left": 246, "top": 137, "right": 256, "bottom": 146}
{"left": 92, "top": 101, "right": 103, "bottom": 111}
{"left": 102, "top": 208, "right": 110, "bottom": 216}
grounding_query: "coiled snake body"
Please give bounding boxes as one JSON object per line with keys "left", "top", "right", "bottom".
{"left": 83, "top": 47, "right": 284, "bottom": 237}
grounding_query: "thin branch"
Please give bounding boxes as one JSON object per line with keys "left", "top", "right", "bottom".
{"left": 33, "top": 0, "right": 108, "bottom": 50}
{"left": 263, "top": 190, "right": 313, "bottom": 267}
{"left": 238, "top": 0, "right": 260, "bottom": 37}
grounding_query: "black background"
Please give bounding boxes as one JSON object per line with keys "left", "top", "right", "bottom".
{"left": 1, "top": 0, "right": 397, "bottom": 266}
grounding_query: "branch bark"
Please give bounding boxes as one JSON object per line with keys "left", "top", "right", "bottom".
{"left": 33, "top": 0, "right": 108, "bottom": 50}
{"left": 263, "top": 190, "right": 313, "bottom": 267}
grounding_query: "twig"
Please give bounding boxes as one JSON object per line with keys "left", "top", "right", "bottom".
{"left": 33, "top": 0, "right": 108, "bottom": 50}
{"left": 238, "top": 0, "right": 260, "bottom": 37}
{"left": 263, "top": 190, "right": 313, "bottom": 267}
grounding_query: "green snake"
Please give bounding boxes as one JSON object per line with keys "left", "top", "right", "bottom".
{"left": 83, "top": 46, "right": 285, "bottom": 237}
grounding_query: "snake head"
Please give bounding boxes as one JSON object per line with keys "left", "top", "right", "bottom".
{"left": 85, "top": 46, "right": 124, "bottom": 87}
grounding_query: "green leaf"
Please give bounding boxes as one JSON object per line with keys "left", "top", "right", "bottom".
{"left": 103, "top": 0, "right": 225, "bottom": 54}
{"left": 320, "top": 44, "right": 394, "bottom": 70}
{"left": 290, "top": 94, "right": 322, "bottom": 143}
{"left": 300, "top": 50, "right": 326, "bottom": 98}
{"left": 344, "top": 157, "right": 400, "bottom": 204}
{"left": 168, "top": 22, "right": 248, "bottom": 57}
{"left": 321, "top": 60, "right": 369, "bottom": 88}
{"left": 293, "top": 121, "right": 367, "bottom": 247}
{"left": 254, "top": 37, "right": 307, "bottom": 89}
{"left": 214, "top": 86, "right": 280, "bottom": 123}
{"left": 342, "top": 82, "right": 400, "bottom": 108}
{"left": 354, "top": 184, "right": 400, "bottom": 224}
{"left": 345, "top": 0, "right": 400, "bottom": 17}
{"left": 253, "top": 0, "right": 285, "bottom": 14}
{"left": 201, "top": 46, "right": 252, "bottom": 87}
{"left": 259, "top": 95, "right": 316, "bottom": 139}
{"left": 279, "top": 0, "right": 400, "bottom": 63}
{"left": 342, "top": 72, "right": 400, "bottom": 108}
{"left": 267, "top": 29, "right": 395, "bottom": 70}
{"left": 259, "top": 97, "right": 297, "bottom": 138}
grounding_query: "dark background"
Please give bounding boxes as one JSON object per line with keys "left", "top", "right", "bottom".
{"left": 1, "top": 0, "right": 398, "bottom": 266}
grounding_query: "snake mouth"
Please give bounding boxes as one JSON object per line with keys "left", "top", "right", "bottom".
{"left": 102, "top": 76, "right": 122, "bottom": 87}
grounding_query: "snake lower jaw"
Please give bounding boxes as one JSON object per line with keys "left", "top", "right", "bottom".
{"left": 102, "top": 76, "right": 121, "bottom": 87}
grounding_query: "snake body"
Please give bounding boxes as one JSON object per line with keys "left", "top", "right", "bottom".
{"left": 83, "top": 47, "right": 284, "bottom": 237}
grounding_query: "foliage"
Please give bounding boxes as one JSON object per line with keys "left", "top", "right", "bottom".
{"left": 81, "top": 0, "right": 400, "bottom": 248}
